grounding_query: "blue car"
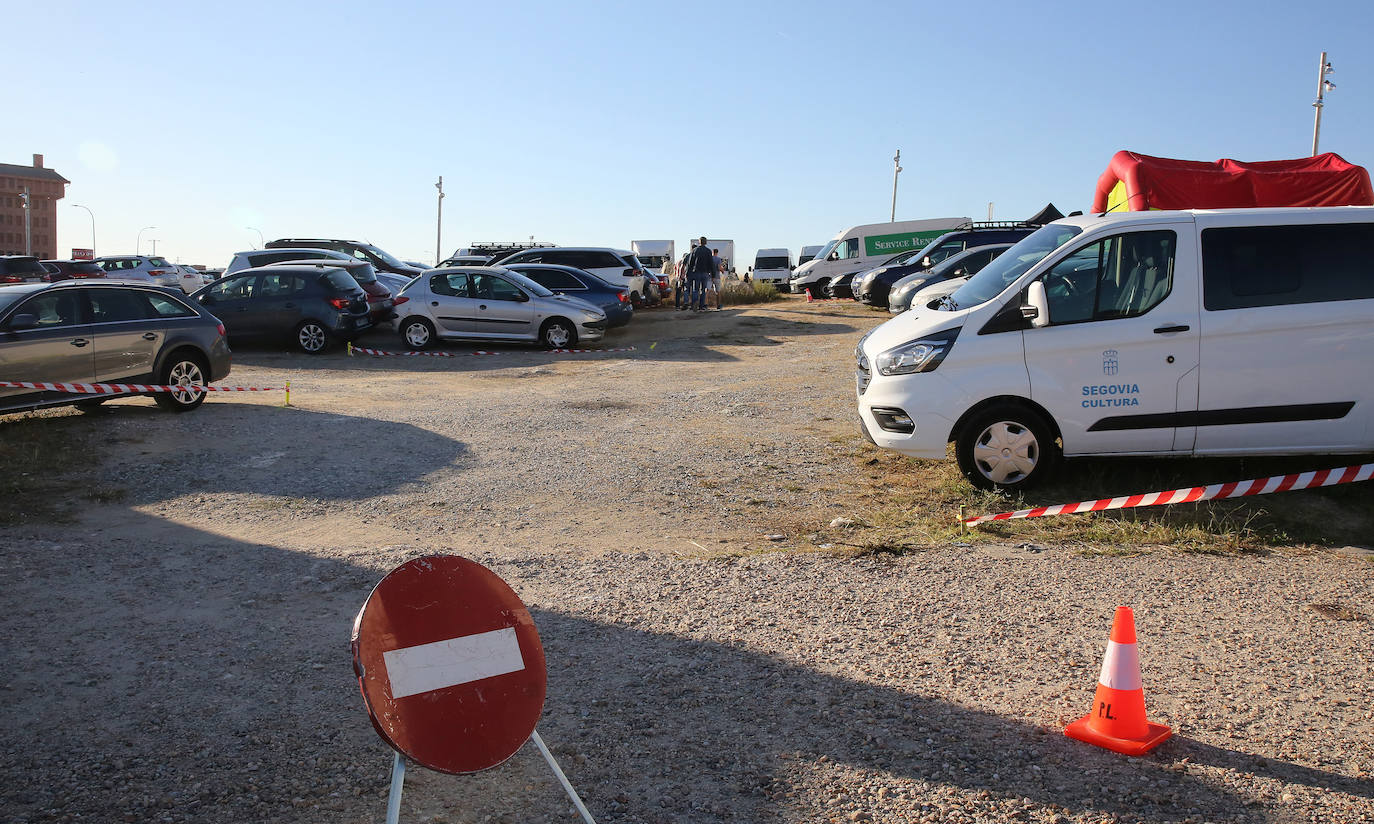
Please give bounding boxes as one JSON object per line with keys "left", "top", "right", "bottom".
{"left": 502, "top": 263, "right": 634, "bottom": 328}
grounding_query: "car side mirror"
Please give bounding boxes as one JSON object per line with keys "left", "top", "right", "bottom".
{"left": 7, "top": 313, "right": 38, "bottom": 331}
{"left": 1025, "top": 280, "right": 1049, "bottom": 328}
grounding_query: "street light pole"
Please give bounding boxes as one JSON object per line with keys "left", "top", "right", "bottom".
{"left": 890, "top": 149, "right": 902, "bottom": 222}
{"left": 1312, "top": 51, "right": 1335, "bottom": 156}
{"left": 72, "top": 204, "right": 96, "bottom": 256}
{"left": 435, "top": 176, "right": 445, "bottom": 266}
{"left": 246, "top": 226, "right": 264, "bottom": 250}
{"left": 149, "top": 239, "right": 159, "bottom": 256}
{"left": 21, "top": 187, "right": 32, "bottom": 255}
{"left": 136, "top": 226, "right": 155, "bottom": 255}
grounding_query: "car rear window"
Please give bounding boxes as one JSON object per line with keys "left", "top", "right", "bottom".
{"left": 320, "top": 270, "right": 358, "bottom": 291}
{"left": 148, "top": 257, "right": 172, "bottom": 268}
{"left": 71, "top": 262, "right": 104, "bottom": 275}
{"left": 2, "top": 258, "right": 46, "bottom": 275}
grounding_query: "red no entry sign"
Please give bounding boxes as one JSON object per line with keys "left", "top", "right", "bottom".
{"left": 351, "top": 555, "right": 547, "bottom": 774}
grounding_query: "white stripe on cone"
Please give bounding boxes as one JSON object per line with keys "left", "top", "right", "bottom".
{"left": 1098, "top": 640, "right": 1143, "bottom": 690}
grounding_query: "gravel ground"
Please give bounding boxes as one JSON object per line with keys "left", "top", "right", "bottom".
{"left": 2, "top": 298, "right": 1372, "bottom": 824}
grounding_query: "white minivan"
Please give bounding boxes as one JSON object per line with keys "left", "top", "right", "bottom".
{"left": 790, "top": 218, "right": 969, "bottom": 294}
{"left": 752, "top": 248, "right": 793, "bottom": 285}
{"left": 856, "top": 207, "right": 1374, "bottom": 490}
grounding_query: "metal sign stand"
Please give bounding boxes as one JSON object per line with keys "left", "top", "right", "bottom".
{"left": 383, "top": 729, "right": 597, "bottom": 824}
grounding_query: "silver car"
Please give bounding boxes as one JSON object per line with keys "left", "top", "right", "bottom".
{"left": 395, "top": 266, "right": 606, "bottom": 349}
{"left": 95, "top": 255, "right": 181, "bottom": 290}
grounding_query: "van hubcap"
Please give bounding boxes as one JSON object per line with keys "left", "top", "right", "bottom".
{"left": 973, "top": 421, "right": 1038, "bottom": 484}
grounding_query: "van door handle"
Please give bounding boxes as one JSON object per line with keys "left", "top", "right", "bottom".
{"left": 142, "top": 332, "right": 157, "bottom": 340}
{"left": 70, "top": 338, "right": 89, "bottom": 348}
{"left": 1153, "top": 324, "right": 1190, "bottom": 334}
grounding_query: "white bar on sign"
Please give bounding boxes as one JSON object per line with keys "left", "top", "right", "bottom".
{"left": 383, "top": 626, "right": 525, "bottom": 699}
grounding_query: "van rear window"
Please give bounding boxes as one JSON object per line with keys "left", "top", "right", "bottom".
{"left": 1202, "top": 223, "right": 1374, "bottom": 310}
{"left": 756, "top": 257, "right": 788, "bottom": 269}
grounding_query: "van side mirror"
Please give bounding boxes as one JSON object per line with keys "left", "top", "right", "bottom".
{"left": 1025, "top": 281, "right": 1049, "bottom": 328}
{"left": 6, "top": 313, "right": 38, "bottom": 331}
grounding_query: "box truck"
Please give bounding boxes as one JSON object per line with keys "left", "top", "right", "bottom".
{"left": 631, "top": 240, "right": 676, "bottom": 272}
{"left": 690, "top": 238, "right": 736, "bottom": 275}
{"left": 788, "top": 217, "right": 969, "bottom": 294}
{"left": 752, "top": 248, "right": 793, "bottom": 285}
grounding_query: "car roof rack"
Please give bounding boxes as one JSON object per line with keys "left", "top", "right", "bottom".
{"left": 952, "top": 220, "right": 1042, "bottom": 231}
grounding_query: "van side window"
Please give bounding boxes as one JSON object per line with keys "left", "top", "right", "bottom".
{"left": 1201, "top": 223, "right": 1374, "bottom": 310}
{"left": 839, "top": 239, "right": 860, "bottom": 259}
{"left": 1040, "top": 231, "right": 1175, "bottom": 325}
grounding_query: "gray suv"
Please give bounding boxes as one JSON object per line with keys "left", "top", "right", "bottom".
{"left": 0, "top": 281, "right": 232, "bottom": 413}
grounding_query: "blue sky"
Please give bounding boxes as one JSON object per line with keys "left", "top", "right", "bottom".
{"left": 8, "top": 0, "right": 1373, "bottom": 269}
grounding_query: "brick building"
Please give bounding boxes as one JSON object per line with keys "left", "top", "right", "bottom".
{"left": 0, "top": 154, "right": 69, "bottom": 258}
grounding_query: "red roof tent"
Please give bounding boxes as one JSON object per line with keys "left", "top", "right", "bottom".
{"left": 1092, "top": 150, "right": 1374, "bottom": 213}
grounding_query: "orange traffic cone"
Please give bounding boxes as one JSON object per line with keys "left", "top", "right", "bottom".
{"left": 805, "top": 288, "right": 814, "bottom": 302}
{"left": 1064, "top": 606, "right": 1171, "bottom": 756}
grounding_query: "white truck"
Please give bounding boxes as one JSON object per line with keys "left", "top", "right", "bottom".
{"left": 798, "top": 245, "right": 824, "bottom": 266}
{"left": 631, "top": 240, "right": 675, "bottom": 273}
{"left": 788, "top": 217, "right": 969, "bottom": 294}
{"left": 690, "top": 238, "right": 736, "bottom": 276}
{"left": 751, "top": 248, "right": 793, "bottom": 286}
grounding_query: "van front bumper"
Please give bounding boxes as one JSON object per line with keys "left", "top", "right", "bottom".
{"left": 856, "top": 369, "right": 960, "bottom": 459}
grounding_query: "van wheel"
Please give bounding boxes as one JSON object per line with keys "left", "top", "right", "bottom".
{"left": 402, "top": 317, "right": 435, "bottom": 350}
{"left": 540, "top": 318, "right": 576, "bottom": 349}
{"left": 296, "top": 321, "right": 329, "bottom": 354}
{"left": 812, "top": 278, "right": 830, "bottom": 295}
{"left": 956, "top": 405, "right": 1059, "bottom": 491}
{"left": 154, "top": 354, "right": 208, "bottom": 412}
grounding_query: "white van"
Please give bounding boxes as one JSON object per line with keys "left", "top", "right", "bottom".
{"left": 856, "top": 207, "right": 1374, "bottom": 491}
{"left": 798, "top": 245, "right": 824, "bottom": 266}
{"left": 752, "top": 248, "right": 792, "bottom": 285}
{"left": 789, "top": 218, "right": 969, "bottom": 294}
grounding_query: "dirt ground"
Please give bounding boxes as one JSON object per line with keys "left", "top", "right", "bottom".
{"left": 2, "top": 296, "right": 1372, "bottom": 824}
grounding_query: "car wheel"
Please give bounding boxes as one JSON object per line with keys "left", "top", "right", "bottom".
{"left": 153, "top": 353, "right": 208, "bottom": 413}
{"left": 296, "top": 321, "right": 330, "bottom": 354}
{"left": 955, "top": 404, "right": 1059, "bottom": 492}
{"left": 402, "top": 317, "right": 435, "bottom": 350}
{"left": 539, "top": 318, "right": 577, "bottom": 349}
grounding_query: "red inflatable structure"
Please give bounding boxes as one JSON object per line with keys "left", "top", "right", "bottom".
{"left": 1092, "top": 150, "right": 1374, "bottom": 213}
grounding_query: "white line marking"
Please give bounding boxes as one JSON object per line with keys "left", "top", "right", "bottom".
{"left": 383, "top": 627, "right": 525, "bottom": 699}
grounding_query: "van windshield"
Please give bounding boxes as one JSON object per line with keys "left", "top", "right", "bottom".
{"left": 755, "top": 257, "right": 788, "bottom": 269}
{"left": 813, "top": 240, "right": 839, "bottom": 262}
{"left": 943, "top": 225, "right": 1082, "bottom": 310}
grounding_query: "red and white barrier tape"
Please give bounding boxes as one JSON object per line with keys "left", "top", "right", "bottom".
{"left": 0, "top": 380, "right": 283, "bottom": 395}
{"left": 348, "top": 343, "right": 635, "bottom": 357}
{"left": 963, "top": 462, "right": 1374, "bottom": 526}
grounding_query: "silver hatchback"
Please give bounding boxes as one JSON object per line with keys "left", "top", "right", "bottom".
{"left": 395, "top": 266, "right": 606, "bottom": 349}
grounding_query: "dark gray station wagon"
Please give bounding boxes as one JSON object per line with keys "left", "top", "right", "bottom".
{"left": 0, "top": 281, "right": 232, "bottom": 413}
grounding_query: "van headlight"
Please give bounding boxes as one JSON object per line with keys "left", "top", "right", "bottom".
{"left": 875, "top": 326, "right": 960, "bottom": 375}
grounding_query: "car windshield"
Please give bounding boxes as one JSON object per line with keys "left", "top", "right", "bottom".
{"left": 943, "top": 225, "right": 1083, "bottom": 311}
{"left": 883, "top": 249, "right": 922, "bottom": 266}
{"left": 501, "top": 268, "right": 553, "bottom": 298}
{"left": 361, "top": 244, "right": 408, "bottom": 270}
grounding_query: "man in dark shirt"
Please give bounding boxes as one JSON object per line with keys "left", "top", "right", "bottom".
{"left": 683, "top": 237, "right": 715, "bottom": 311}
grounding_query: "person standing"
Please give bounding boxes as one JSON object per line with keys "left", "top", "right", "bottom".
{"left": 683, "top": 237, "right": 715, "bottom": 311}
{"left": 674, "top": 250, "right": 692, "bottom": 310}
{"left": 709, "top": 248, "right": 724, "bottom": 310}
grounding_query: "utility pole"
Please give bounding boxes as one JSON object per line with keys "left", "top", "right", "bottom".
{"left": 435, "top": 176, "right": 445, "bottom": 266}
{"left": 21, "top": 187, "right": 32, "bottom": 255}
{"left": 1312, "top": 51, "right": 1335, "bottom": 156}
{"left": 149, "top": 239, "right": 158, "bottom": 256}
{"left": 890, "top": 149, "right": 902, "bottom": 222}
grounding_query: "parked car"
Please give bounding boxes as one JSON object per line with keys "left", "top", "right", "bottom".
{"left": 224, "top": 247, "right": 352, "bottom": 276}
{"left": 40, "top": 260, "right": 106, "bottom": 282}
{"left": 224, "top": 249, "right": 396, "bottom": 322}
{"left": 96, "top": 255, "right": 181, "bottom": 290}
{"left": 375, "top": 271, "right": 417, "bottom": 296}
{"left": 264, "top": 238, "right": 425, "bottom": 279}
{"left": 439, "top": 254, "right": 493, "bottom": 267}
{"left": 191, "top": 263, "right": 371, "bottom": 353}
{"left": 394, "top": 266, "right": 606, "bottom": 350}
{"left": 855, "top": 223, "right": 1041, "bottom": 307}
{"left": 856, "top": 206, "right": 1374, "bottom": 492}
{"left": 886, "top": 245, "right": 1013, "bottom": 314}
{"left": 490, "top": 248, "right": 649, "bottom": 304}
{"left": 0, "top": 280, "right": 231, "bottom": 413}
{"left": 502, "top": 263, "right": 634, "bottom": 328}
{"left": 173, "top": 265, "right": 205, "bottom": 294}
{"left": 1, "top": 256, "right": 51, "bottom": 284}
{"left": 826, "top": 272, "right": 858, "bottom": 299}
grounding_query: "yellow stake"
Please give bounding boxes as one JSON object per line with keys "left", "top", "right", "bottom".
{"left": 959, "top": 504, "right": 968, "bottom": 534}
{"left": 284, "top": 380, "right": 291, "bottom": 407}
{"left": 347, "top": 341, "right": 353, "bottom": 357}
{"left": 650, "top": 341, "right": 657, "bottom": 350}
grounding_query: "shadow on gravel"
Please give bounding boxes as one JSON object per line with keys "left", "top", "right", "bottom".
{"left": 72, "top": 402, "right": 472, "bottom": 503}
{"left": 530, "top": 609, "right": 1374, "bottom": 823}
{"left": 7, "top": 526, "right": 1367, "bottom": 824}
